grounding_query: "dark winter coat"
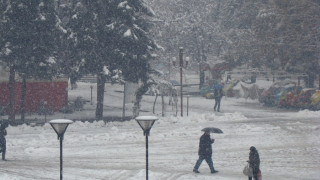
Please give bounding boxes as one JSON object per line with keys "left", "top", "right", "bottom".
{"left": 0, "top": 128, "right": 7, "bottom": 137}
{"left": 214, "top": 89, "right": 223, "bottom": 99}
{"left": 249, "top": 148, "right": 260, "bottom": 174}
{"left": 0, "top": 128, "right": 6, "bottom": 148}
{"left": 198, "top": 133, "right": 214, "bottom": 157}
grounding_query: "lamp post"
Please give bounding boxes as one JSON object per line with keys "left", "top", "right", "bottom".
{"left": 172, "top": 47, "right": 189, "bottom": 117}
{"left": 135, "top": 116, "right": 158, "bottom": 180}
{"left": 50, "top": 119, "right": 73, "bottom": 180}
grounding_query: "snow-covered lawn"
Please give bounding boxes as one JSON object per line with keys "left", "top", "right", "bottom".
{"left": 1, "top": 82, "right": 319, "bottom": 179}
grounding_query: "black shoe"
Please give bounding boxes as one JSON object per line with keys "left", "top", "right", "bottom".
{"left": 211, "top": 170, "right": 218, "bottom": 173}
{"left": 193, "top": 169, "right": 200, "bottom": 173}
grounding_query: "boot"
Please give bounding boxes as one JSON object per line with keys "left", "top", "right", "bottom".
{"left": 193, "top": 169, "right": 200, "bottom": 173}
{"left": 211, "top": 169, "right": 218, "bottom": 173}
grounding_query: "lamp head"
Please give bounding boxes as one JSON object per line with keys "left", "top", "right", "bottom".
{"left": 185, "top": 57, "right": 190, "bottom": 66}
{"left": 135, "top": 116, "right": 158, "bottom": 136}
{"left": 50, "top": 119, "right": 73, "bottom": 139}
{"left": 172, "top": 57, "right": 177, "bottom": 66}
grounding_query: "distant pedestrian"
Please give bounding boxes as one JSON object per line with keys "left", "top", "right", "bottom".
{"left": 213, "top": 83, "right": 224, "bottom": 112}
{"left": 193, "top": 131, "right": 218, "bottom": 174}
{"left": 0, "top": 120, "right": 8, "bottom": 161}
{"left": 247, "top": 146, "right": 260, "bottom": 180}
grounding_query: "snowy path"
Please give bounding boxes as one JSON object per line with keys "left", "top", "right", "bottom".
{"left": 1, "top": 83, "right": 319, "bottom": 179}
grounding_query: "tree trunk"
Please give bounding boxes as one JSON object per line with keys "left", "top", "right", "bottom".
{"left": 95, "top": 73, "right": 105, "bottom": 120}
{"left": 134, "top": 82, "right": 152, "bottom": 118}
{"left": 200, "top": 69, "right": 204, "bottom": 89}
{"left": 153, "top": 94, "right": 158, "bottom": 114}
{"left": 21, "top": 75, "right": 27, "bottom": 123}
{"left": 161, "top": 95, "right": 165, "bottom": 117}
{"left": 9, "top": 65, "right": 15, "bottom": 122}
{"left": 70, "top": 75, "right": 77, "bottom": 90}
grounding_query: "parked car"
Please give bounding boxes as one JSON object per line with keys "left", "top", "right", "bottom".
{"left": 295, "top": 88, "right": 316, "bottom": 109}
{"left": 311, "top": 90, "right": 320, "bottom": 110}
{"left": 260, "top": 86, "right": 280, "bottom": 106}
{"left": 278, "top": 86, "right": 302, "bottom": 108}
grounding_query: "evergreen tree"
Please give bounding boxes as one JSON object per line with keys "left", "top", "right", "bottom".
{"left": 114, "top": 0, "right": 158, "bottom": 116}
{"left": 2, "top": 0, "right": 58, "bottom": 78}
{"left": 0, "top": 1, "right": 59, "bottom": 121}
{"left": 55, "top": 0, "right": 84, "bottom": 88}
{"left": 67, "top": 0, "right": 157, "bottom": 119}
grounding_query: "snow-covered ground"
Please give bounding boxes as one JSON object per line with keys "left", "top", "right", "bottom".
{"left": 0, "top": 82, "right": 319, "bottom": 180}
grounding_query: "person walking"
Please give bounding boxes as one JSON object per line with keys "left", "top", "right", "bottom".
{"left": 213, "top": 85, "right": 223, "bottom": 112}
{"left": 247, "top": 146, "right": 260, "bottom": 180}
{"left": 193, "top": 131, "right": 218, "bottom": 174}
{"left": 0, "top": 120, "right": 8, "bottom": 161}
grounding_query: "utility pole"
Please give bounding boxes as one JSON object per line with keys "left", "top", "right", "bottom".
{"left": 179, "top": 48, "right": 183, "bottom": 117}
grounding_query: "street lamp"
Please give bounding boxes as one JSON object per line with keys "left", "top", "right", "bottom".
{"left": 50, "top": 119, "right": 73, "bottom": 180}
{"left": 172, "top": 47, "right": 189, "bottom": 117}
{"left": 135, "top": 116, "right": 158, "bottom": 180}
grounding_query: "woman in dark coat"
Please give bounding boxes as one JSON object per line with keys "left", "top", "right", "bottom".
{"left": 193, "top": 131, "right": 218, "bottom": 173}
{"left": 248, "top": 146, "right": 260, "bottom": 180}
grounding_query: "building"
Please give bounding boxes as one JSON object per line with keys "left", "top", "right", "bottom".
{"left": 0, "top": 65, "right": 68, "bottom": 115}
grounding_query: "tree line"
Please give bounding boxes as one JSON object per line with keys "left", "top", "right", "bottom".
{"left": 147, "top": 0, "right": 319, "bottom": 87}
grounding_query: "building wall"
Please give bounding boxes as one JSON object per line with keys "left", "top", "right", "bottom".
{"left": 0, "top": 81, "right": 68, "bottom": 114}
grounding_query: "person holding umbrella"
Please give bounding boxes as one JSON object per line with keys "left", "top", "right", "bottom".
{"left": 193, "top": 127, "right": 222, "bottom": 174}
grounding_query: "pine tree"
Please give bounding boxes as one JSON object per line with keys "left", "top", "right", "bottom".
{"left": 55, "top": 0, "right": 84, "bottom": 88}
{"left": 0, "top": 1, "right": 59, "bottom": 121}
{"left": 67, "top": 0, "right": 157, "bottom": 119}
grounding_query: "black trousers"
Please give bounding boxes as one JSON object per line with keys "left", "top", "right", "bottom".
{"left": 248, "top": 175, "right": 258, "bottom": 180}
{"left": 0, "top": 137, "right": 6, "bottom": 160}
{"left": 214, "top": 97, "right": 222, "bottom": 111}
{"left": 249, "top": 169, "right": 259, "bottom": 180}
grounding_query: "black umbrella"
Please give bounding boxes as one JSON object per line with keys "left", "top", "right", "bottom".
{"left": 201, "top": 127, "right": 223, "bottom": 134}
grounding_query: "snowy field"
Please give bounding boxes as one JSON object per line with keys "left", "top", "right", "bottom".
{"left": 0, "top": 82, "right": 319, "bottom": 180}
